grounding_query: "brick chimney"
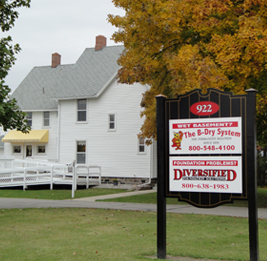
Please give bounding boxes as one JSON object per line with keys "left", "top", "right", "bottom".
{"left": 95, "top": 35, "right": 106, "bottom": 51}
{"left": 51, "top": 52, "right": 61, "bottom": 68}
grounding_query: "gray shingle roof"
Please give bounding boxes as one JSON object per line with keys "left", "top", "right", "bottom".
{"left": 12, "top": 45, "right": 124, "bottom": 111}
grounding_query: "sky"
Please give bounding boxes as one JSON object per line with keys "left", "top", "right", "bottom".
{"left": 3, "top": 0, "right": 125, "bottom": 93}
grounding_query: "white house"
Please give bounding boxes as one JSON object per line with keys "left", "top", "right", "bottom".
{"left": 2, "top": 36, "right": 157, "bottom": 184}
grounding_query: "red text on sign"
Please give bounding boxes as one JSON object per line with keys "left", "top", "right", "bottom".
{"left": 173, "top": 169, "right": 237, "bottom": 181}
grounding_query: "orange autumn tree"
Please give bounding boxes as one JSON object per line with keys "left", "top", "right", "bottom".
{"left": 108, "top": 0, "right": 267, "bottom": 145}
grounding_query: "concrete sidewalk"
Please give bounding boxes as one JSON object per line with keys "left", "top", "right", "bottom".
{"left": 1, "top": 189, "right": 267, "bottom": 219}
{"left": 74, "top": 189, "right": 155, "bottom": 201}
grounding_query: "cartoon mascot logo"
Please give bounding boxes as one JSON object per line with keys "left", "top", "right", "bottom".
{"left": 172, "top": 131, "right": 183, "bottom": 150}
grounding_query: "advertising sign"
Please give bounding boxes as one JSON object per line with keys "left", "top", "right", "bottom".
{"left": 169, "top": 117, "right": 242, "bottom": 154}
{"left": 169, "top": 156, "right": 242, "bottom": 193}
{"left": 156, "top": 86, "right": 258, "bottom": 260}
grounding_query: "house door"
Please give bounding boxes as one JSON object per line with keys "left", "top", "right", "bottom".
{"left": 26, "top": 145, "right": 32, "bottom": 158}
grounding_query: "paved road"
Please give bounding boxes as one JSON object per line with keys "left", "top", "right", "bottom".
{"left": 0, "top": 189, "right": 267, "bottom": 219}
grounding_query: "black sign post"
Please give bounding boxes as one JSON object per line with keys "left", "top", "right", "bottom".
{"left": 156, "top": 95, "right": 167, "bottom": 259}
{"left": 156, "top": 88, "right": 259, "bottom": 260}
{"left": 246, "top": 89, "right": 259, "bottom": 261}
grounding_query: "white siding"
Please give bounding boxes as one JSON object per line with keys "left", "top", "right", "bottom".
{"left": 59, "top": 81, "right": 151, "bottom": 178}
{"left": 3, "top": 142, "right": 13, "bottom": 158}
{"left": 152, "top": 140, "right": 158, "bottom": 178}
{"left": 41, "top": 111, "right": 58, "bottom": 160}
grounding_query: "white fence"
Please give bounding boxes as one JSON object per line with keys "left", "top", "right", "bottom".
{"left": 0, "top": 158, "right": 101, "bottom": 198}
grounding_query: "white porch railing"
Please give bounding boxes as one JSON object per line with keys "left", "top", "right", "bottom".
{"left": 0, "top": 158, "right": 101, "bottom": 198}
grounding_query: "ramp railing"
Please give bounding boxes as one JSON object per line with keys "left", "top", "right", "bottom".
{"left": 0, "top": 158, "right": 101, "bottom": 198}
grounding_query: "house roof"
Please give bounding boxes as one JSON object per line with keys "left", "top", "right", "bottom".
{"left": 12, "top": 45, "right": 124, "bottom": 111}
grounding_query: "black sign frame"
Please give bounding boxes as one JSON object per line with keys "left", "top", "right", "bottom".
{"left": 165, "top": 88, "right": 247, "bottom": 207}
{"left": 156, "top": 88, "right": 259, "bottom": 260}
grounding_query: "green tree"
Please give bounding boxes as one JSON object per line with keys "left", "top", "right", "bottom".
{"left": 108, "top": 0, "right": 267, "bottom": 145}
{"left": 0, "top": 0, "right": 31, "bottom": 132}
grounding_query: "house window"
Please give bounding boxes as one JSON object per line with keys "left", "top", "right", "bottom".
{"left": 77, "top": 99, "right": 87, "bottom": 121}
{"left": 77, "top": 141, "right": 86, "bottom": 164}
{"left": 138, "top": 137, "right": 146, "bottom": 154}
{"left": 26, "top": 112, "right": 32, "bottom": 126}
{"left": 13, "top": 145, "right": 21, "bottom": 153}
{"left": 38, "top": 145, "right": 46, "bottom": 153}
{"left": 43, "top": 111, "right": 50, "bottom": 126}
{"left": 108, "top": 114, "right": 116, "bottom": 131}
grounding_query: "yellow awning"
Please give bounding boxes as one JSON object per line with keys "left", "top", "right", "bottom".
{"left": 2, "top": 130, "right": 49, "bottom": 143}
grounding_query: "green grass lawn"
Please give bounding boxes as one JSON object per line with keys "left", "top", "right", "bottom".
{"left": 0, "top": 187, "right": 126, "bottom": 200}
{"left": 0, "top": 188, "right": 267, "bottom": 260}
{"left": 0, "top": 208, "right": 267, "bottom": 261}
{"left": 100, "top": 188, "right": 267, "bottom": 208}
